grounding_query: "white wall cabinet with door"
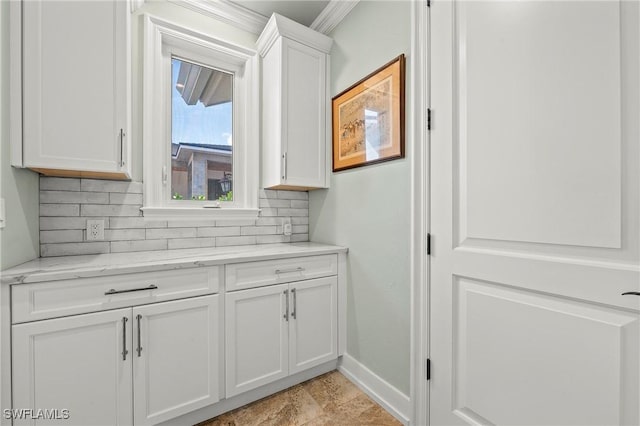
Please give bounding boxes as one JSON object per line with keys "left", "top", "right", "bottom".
{"left": 225, "top": 258, "right": 338, "bottom": 397}
{"left": 11, "top": 267, "right": 221, "bottom": 426}
{"left": 257, "top": 13, "right": 333, "bottom": 190}
{"left": 10, "top": 0, "right": 131, "bottom": 179}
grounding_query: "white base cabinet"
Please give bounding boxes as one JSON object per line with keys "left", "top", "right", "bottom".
{"left": 12, "top": 308, "right": 133, "bottom": 426}
{"left": 225, "top": 277, "right": 337, "bottom": 397}
{"left": 12, "top": 295, "right": 220, "bottom": 426}
{"left": 133, "top": 296, "right": 220, "bottom": 426}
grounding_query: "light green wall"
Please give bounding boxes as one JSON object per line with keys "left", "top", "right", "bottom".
{"left": 309, "top": 1, "right": 411, "bottom": 395}
{"left": 0, "top": 1, "right": 40, "bottom": 270}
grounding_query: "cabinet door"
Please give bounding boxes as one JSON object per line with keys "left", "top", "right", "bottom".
{"left": 225, "top": 284, "right": 289, "bottom": 397}
{"left": 12, "top": 309, "right": 133, "bottom": 426}
{"left": 133, "top": 295, "right": 220, "bottom": 426}
{"left": 22, "top": 0, "right": 130, "bottom": 177}
{"left": 289, "top": 277, "right": 338, "bottom": 374}
{"left": 282, "top": 38, "right": 328, "bottom": 188}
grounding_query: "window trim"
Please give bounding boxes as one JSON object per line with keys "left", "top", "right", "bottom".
{"left": 141, "top": 15, "right": 259, "bottom": 220}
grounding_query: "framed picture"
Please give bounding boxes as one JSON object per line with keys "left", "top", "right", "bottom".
{"left": 332, "top": 54, "right": 405, "bottom": 172}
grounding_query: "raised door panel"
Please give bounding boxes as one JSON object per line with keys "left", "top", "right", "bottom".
{"left": 283, "top": 38, "right": 327, "bottom": 188}
{"left": 12, "top": 309, "right": 132, "bottom": 426}
{"left": 133, "top": 295, "right": 220, "bottom": 426}
{"left": 289, "top": 277, "right": 337, "bottom": 375}
{"left": 452, "top": 278, "right": 639, "bottom": 425}
{"left": 22, "top": 0, "right": 129, "bottom": 175}
{"left": 225, "top": 284, "right": 289, "bottom": 397}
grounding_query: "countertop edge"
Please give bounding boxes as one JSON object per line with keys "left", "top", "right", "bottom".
{"left": 1, "top": 243, "right": 348, "bottom": 285}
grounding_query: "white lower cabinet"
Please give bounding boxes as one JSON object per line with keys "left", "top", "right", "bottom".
{"left": 225, "top": 277, "right": 337, "bottom": 397}
{"left": 12, "top": 308, "right": 133, "bottom": 426}
{"left": 133, "top": 296, "right": 220, "bottom": 425}
{"left": 12, "top": 295, "right": 220, "bottom": 426}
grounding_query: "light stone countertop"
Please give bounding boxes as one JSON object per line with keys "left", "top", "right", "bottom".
{"left": 1, "top": 243, "right": 347, "bottom": 285}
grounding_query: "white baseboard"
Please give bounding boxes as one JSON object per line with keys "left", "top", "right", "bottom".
{"left": 338, "top": 353, "right": 411, "bottom": 425}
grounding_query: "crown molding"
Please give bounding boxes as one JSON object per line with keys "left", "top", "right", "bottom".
{"left": 163, "top": 0, "right": 269, "bottom": 34}
{"left": 257, "top": 13, "right": 333, "bottom": 56}
{"left": 310, "top": 0, "right": 359, "bottom": 35}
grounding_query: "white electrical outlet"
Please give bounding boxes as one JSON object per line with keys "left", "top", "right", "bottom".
{"left": 283, "top": 218, "right": 292, "bottom": 236}
{"left": 86, "top": 219, "right": 105, "bottom": 241}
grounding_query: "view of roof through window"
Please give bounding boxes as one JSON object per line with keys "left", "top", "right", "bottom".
{"left": 171, "top": 58, "right": 233, "bottom": 202}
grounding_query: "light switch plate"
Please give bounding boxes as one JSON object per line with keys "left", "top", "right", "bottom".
{"left": 0, "top": 198, "right": 5, "bottom": 229}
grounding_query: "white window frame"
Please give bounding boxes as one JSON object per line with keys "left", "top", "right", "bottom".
{"left": 141, "top": 15, "right": 259, "bottom": 220}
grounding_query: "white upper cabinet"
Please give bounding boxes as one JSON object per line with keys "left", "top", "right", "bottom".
{"left": 257, "top": 14, "right": 333, "bottom": 190}
{"left": 18, "top": 0, "right": 131, "bottom": 179}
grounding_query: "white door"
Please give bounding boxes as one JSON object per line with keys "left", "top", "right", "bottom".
{"left": 225, "top": 284, "right": 289, "bottom": 397}
{"left": 22, "top": 0, "right": 130, "bottom": 176}
{"left": 12, "top": 309, "right": 133, "bottom": 426}
{"left": 430, "top": 1, "right": 640, "bottom": 425}
{"left": 289, "top": 277, "right": 338, "bottom": 374}
{"left": 133, "top": 295, "right": 220, "bottom": 426}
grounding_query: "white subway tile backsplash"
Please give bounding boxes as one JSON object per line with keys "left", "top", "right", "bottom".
{"left": 40, "top": 177, "right": 80, "bottom": 191}
{"left": 81, "top": 179, "right": 143, "bottom": 193}
{"left": 197, "top": 227, "right": 241, "bottom": 238}
{"left": 109, "top": 217, "right": 167, "bottom": 229}
{"left": 40, "top": 217, "right": 110, "bottom": 230}
{"left": 41, "top": 242, "right": 110, "bottom": 257}
{"left": 257, "top": 235, "right": 289, "bottom": 244}
{"left": 40, "top": 230, "right": 84, "bottom": 244}
{"left": 277, "top": 208, "right": 307, "bottom": 217}
{"left": 241, "top": 226, "right": 278, "bottom": 236}
{"left": 146, "top": 228, "right": 197, "bottom": 240}
{"left": 111, "top": 240, "right": 167, "bottom": 253}
{"left": 109, "top": 193, "right": 143, "bottom": 205}
{"left": 216, "top": 236, "right": 257, "bottom": 247}
{"left": 40, "top": 204, "right": 80, "bottom": 217}
{"left": 259, "top": 198, "right": 291, "bottom": 208}
{"left": 81, "top": 204, "right": 142, "bottom": 217}
{"left": 39, "top": 178, "right": 308, "bottom": 257}
{"left": 168, "top": 238, "right": 216, "bottom": 250}
{"left": 41, "top": 191, "right": 109, "bottom": 204}
{"left": 105, "top": 229, "right": 146, "bottom": 241}
{"left": 277, "top": 190, "right": 308, "bottom": 200}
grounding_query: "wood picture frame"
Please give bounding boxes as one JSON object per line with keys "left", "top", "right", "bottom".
{"left": 332, "top": 54, "right": 405, "bottom": 172}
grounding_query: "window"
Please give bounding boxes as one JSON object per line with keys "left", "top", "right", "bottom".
{"left": 142, "top": 16, "right": 259, "bottom": 220}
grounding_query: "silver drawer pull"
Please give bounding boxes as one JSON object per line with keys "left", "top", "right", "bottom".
{"left": 291, "top": 288, "right": 297, "bottom": 319}
{"left": 122, "top": 317, "right": 129, "bottom": 361}
{"left": 275, "top": 267, "right": 305, "bottom": 275}
{"left": 105, "top": 285, "right": 158, "bottom": 295}
{"left": 284, "top": 290, "right": 289, "bottom": 321}
{"left": 136, "top": 314, "right": 143, "bottom": 357}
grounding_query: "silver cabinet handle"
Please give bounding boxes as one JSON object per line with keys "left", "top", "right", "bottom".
{"left": 136, "top": 314, "right": 143, "bottom": 357}
{"left": 122, "top": 317, "right": 129, "bottom": 361}
{"left": 283, "top": 289, "right": 289, "bottom": 321}
{"left": 622, "top": 292, "right": 640, "bottom": 296}
{"left": 282, "top": 152, "right": 287, "bottom": 180}
{"left": 119, "top": 128, "right": 125, "bottom": 167}
{"left": 275, "top": 267, "right": 305, "bottom": 275}
{"left": 291, "top": 288, "right": 297, "bottom": 319}
{"left": 105, "top": 285, "right": 158, "bottom": 295}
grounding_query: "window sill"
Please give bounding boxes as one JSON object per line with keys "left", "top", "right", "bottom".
{"left": 140, "top": 206, "right": 261, "bottom": 221}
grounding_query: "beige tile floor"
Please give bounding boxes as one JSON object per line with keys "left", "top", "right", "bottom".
{"left": 196, "top": 371, "right": 402, "bottom": 426}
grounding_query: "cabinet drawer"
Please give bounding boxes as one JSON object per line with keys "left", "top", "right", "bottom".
{"left": 12, "top": 267, "right": 221, "bottom": 323}
{"left": 225, "top": 255, "right": 337, "bottom": 291}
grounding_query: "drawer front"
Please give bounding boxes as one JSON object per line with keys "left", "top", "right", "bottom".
{"left": 12, "top": 267, "right": 221, "bottom": 323}
{"left": 225, "top": 255, "right": 337, "bottom": 291}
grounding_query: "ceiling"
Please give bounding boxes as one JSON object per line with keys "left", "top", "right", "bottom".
{"left": 231, "top": 1, "right": 331, "bottom": 27}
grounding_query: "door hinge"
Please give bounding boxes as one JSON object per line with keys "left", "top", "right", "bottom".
{"left": 427, "top": 233, "right": 431, "bottom": 255}
{"left": 426, "top": 358, "right": 431, "bottom": 380}
{"left": 427, "top": 108, "right": 432, "bottom": 131}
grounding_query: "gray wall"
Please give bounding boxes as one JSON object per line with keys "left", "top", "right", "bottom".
{"left": 0, "top": 1, "right": 40, "bottom": 270}
{"left": 309, "top": 1, "right": 411, "bottom": 395}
